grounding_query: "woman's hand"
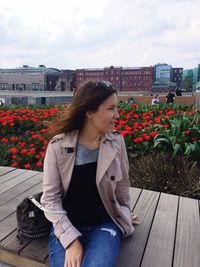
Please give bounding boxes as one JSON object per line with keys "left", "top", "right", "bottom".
{"left": 64, "top": 239, "right": 83, "bottom": 267}
{"left": 131, "top": 213, "right": 140, "bottom": 225}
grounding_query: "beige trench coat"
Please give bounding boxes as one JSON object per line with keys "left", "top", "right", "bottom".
{"left": 41, "top": 130, "right": 134, "bottom": 249}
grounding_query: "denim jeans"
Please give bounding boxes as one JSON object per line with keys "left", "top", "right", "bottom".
{"left": 49, "top": 222, "right": 122, "bottom": 267}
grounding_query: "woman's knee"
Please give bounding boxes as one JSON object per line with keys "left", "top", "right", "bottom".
{"left": 81, "top": 223, "right": 121, "bottom": 267}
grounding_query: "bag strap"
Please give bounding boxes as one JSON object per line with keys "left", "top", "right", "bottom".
{"left": 29, "top": 197, "right": 67, "bottom": 215}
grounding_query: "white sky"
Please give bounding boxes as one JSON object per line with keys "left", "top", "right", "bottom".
{"left": 0, "top": 0, "right": 200, "bottom": 70}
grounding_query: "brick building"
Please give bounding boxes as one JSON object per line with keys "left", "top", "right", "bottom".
{"left": 76, "top": 66, "right": 154, "bottom": 92}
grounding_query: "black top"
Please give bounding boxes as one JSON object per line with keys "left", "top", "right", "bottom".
{"left": 166, "top": 92, "right": 175, "bottom": 103}
{"left": 62, "top": 162, "right": 112, "bottom": 227}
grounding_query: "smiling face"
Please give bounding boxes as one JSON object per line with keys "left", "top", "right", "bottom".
{"left": 86, "top": 93, "right": 119, "bottom": 135}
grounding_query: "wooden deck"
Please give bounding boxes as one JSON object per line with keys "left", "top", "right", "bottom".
{"left": 0, "top": 166, "right": 199, "bottom": 267}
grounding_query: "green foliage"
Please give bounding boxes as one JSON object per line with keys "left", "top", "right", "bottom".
{"left": 117, "top": 102, "right": 200, "bottom": 165}
{"left": 154, "top": 112, "right": 200, "bottom": 160}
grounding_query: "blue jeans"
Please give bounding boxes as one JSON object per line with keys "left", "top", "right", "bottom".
{"left": 49, "top": 222, "right": 122, "bottom": 267}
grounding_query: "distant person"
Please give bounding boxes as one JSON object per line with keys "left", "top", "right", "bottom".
{"left": 72, "top": 85, "right": 77, "bottom": 96}
{"left": 127, "top": 97, "right": 134, "bottom": 104}
{"left": 166, "top": 90, "right": 175, "bottom": 104}
{"left": 175, "top": 87, "right": 182, "bottom": 96}
{"left": 151, "top": 94, "right": 160, "bottom": 105}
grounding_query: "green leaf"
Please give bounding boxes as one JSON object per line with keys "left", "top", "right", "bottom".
{"left": 154, "top": 137, "right": 170, "bottom": 148}
{"left": 169, "top": 136, "right": 176, "bottom": 146}
{"left": 173, "top": 143, "right": 181, "bottom": 156}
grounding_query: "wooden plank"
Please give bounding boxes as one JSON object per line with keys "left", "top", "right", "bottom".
{"left": 0, "top": 187, "right": 140, "bottom": 265}
{"left": 0, "top": 167, "right": 198, "bottom": 267}
{"left": 0, "top": 230, "right": 31, "bottom": 254}
{"left": 0, "top": 167, "right": 15, "bottom": 177}
{"left": 0, "top": 170, "right": 40, "bottom": 194}
{"left": 18, "top": 188, "right": 141, "bottom": 266}
{"left": 0, "top": 249, "right": 48, "bottom": 267}
{"left": 0, "top": 182, "right": 42, "bottom": 221}
{"left": 0, "top": 172, "right": 43, "bottom": 206}
{"left": 17, "top": 187, "right": 140, "bottom": 266}
{"left": 0, "top": 169, "right": 27, "bottom": 185}
{"left": 129, "top": 187, "right": 142, "bottom": 209}
{"left": 116, "top": 189, "right": 160, "bottom": 267}
{"left": 0, "top": 213, "right": 17, "bottom": 241}
{"left": 20, "top": 237, "right": 48, "bottom": 263}
{"left": 140, "top": 193, "right": 178, "bottom": 267}
{"left": 173, "top": 197, "right": 200, "bottom": 267}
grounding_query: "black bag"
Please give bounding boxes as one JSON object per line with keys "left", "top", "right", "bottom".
{"left": 16, "top": 192, "right": 52, "bottom": 240}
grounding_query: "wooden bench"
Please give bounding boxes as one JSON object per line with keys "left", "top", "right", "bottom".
{"left": 0, "top": 166, "right": 199, "bottom": 267}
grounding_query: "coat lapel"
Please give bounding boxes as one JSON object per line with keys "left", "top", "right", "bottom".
{"left": 58, "top": 130, "right": 78, "bottom": 193}
{"left": 59, "top": 130, "right": 117, "bottom": 186}
{"left": 96, "top": 139, "right": 117, "bottom": 185}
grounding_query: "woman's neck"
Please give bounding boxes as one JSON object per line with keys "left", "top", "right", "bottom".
{"left": 78, "top": 126, "right": 102, "bottom": 150}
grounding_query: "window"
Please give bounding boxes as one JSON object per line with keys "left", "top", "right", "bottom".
{"left": 32, "top": 83, "right": 40, "bottom": 90}
{"left": 0, "top": 83, "right": 8, "bottom": 89}
{"left": 122, "top": 80, "right": 128, "bottom": 87}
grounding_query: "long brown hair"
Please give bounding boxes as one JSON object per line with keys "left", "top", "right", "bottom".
{"left": 46, "top": 80, "right": 117, "bottom": 140}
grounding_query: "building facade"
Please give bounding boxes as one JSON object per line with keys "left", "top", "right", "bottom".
{"left": 193, "top": 64, "right": 200, "bottom": 90}
{"left": 152, "top": 63, "right": 183, "bottom": 92}
{"left": 155, "top": 63, "right": 171, "bottom": 83}
{"left": 183, "top": 69, "right": 193, "bottom": 79}
{"left": 76, "top": 66, "right": 154, "bottom": 92}
{"left": 183, "top": 64, "right": 200, "bottom": 91}
{"left": 0, "top": 63, "right": 186, "bottom": 94}
{"left": 171, "top": 68, "right": 183, "bottom": 87}
{"left": 60, "top": 70, "right": 76, "bottom": 91}
{"left": 0, "top": 65, "right": 62, "bottom": 91}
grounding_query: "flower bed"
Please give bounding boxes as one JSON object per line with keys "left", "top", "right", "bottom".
{"left": 0, "top": 104, "right": 63, "bottom": 171}
{"left": 116, "top": 103, "right": 200, "bottom": 162}
{"left": 0, "top": 103, "right": 199, "bottom": 198}
{"left": 115, "top": 103, "right": 200, "bottom": 199}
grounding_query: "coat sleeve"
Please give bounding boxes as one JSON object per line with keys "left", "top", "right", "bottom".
{"left": 115, "top": 135, "right": 131, "bottom": 211}
{"left": 41, "top": 142, "right": 82, "bottom": 249}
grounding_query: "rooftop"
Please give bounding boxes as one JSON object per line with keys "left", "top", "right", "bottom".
{"left": 0, "top": 65, "right": 61, "bottom": 74}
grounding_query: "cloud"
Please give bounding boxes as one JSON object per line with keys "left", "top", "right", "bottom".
{"left": 0, "top": 0, "right": 199, "bottom": 69}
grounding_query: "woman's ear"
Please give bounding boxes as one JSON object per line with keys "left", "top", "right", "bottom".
{"left": 86, "top": 111, "right": 93, "bottom": 119}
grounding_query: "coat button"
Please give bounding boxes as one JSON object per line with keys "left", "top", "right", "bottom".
{"left": 111, "top": 199, "right": 116, "bottom": 204}
{"left": 110, "top": 176, "right": 115, "bottom": 181}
